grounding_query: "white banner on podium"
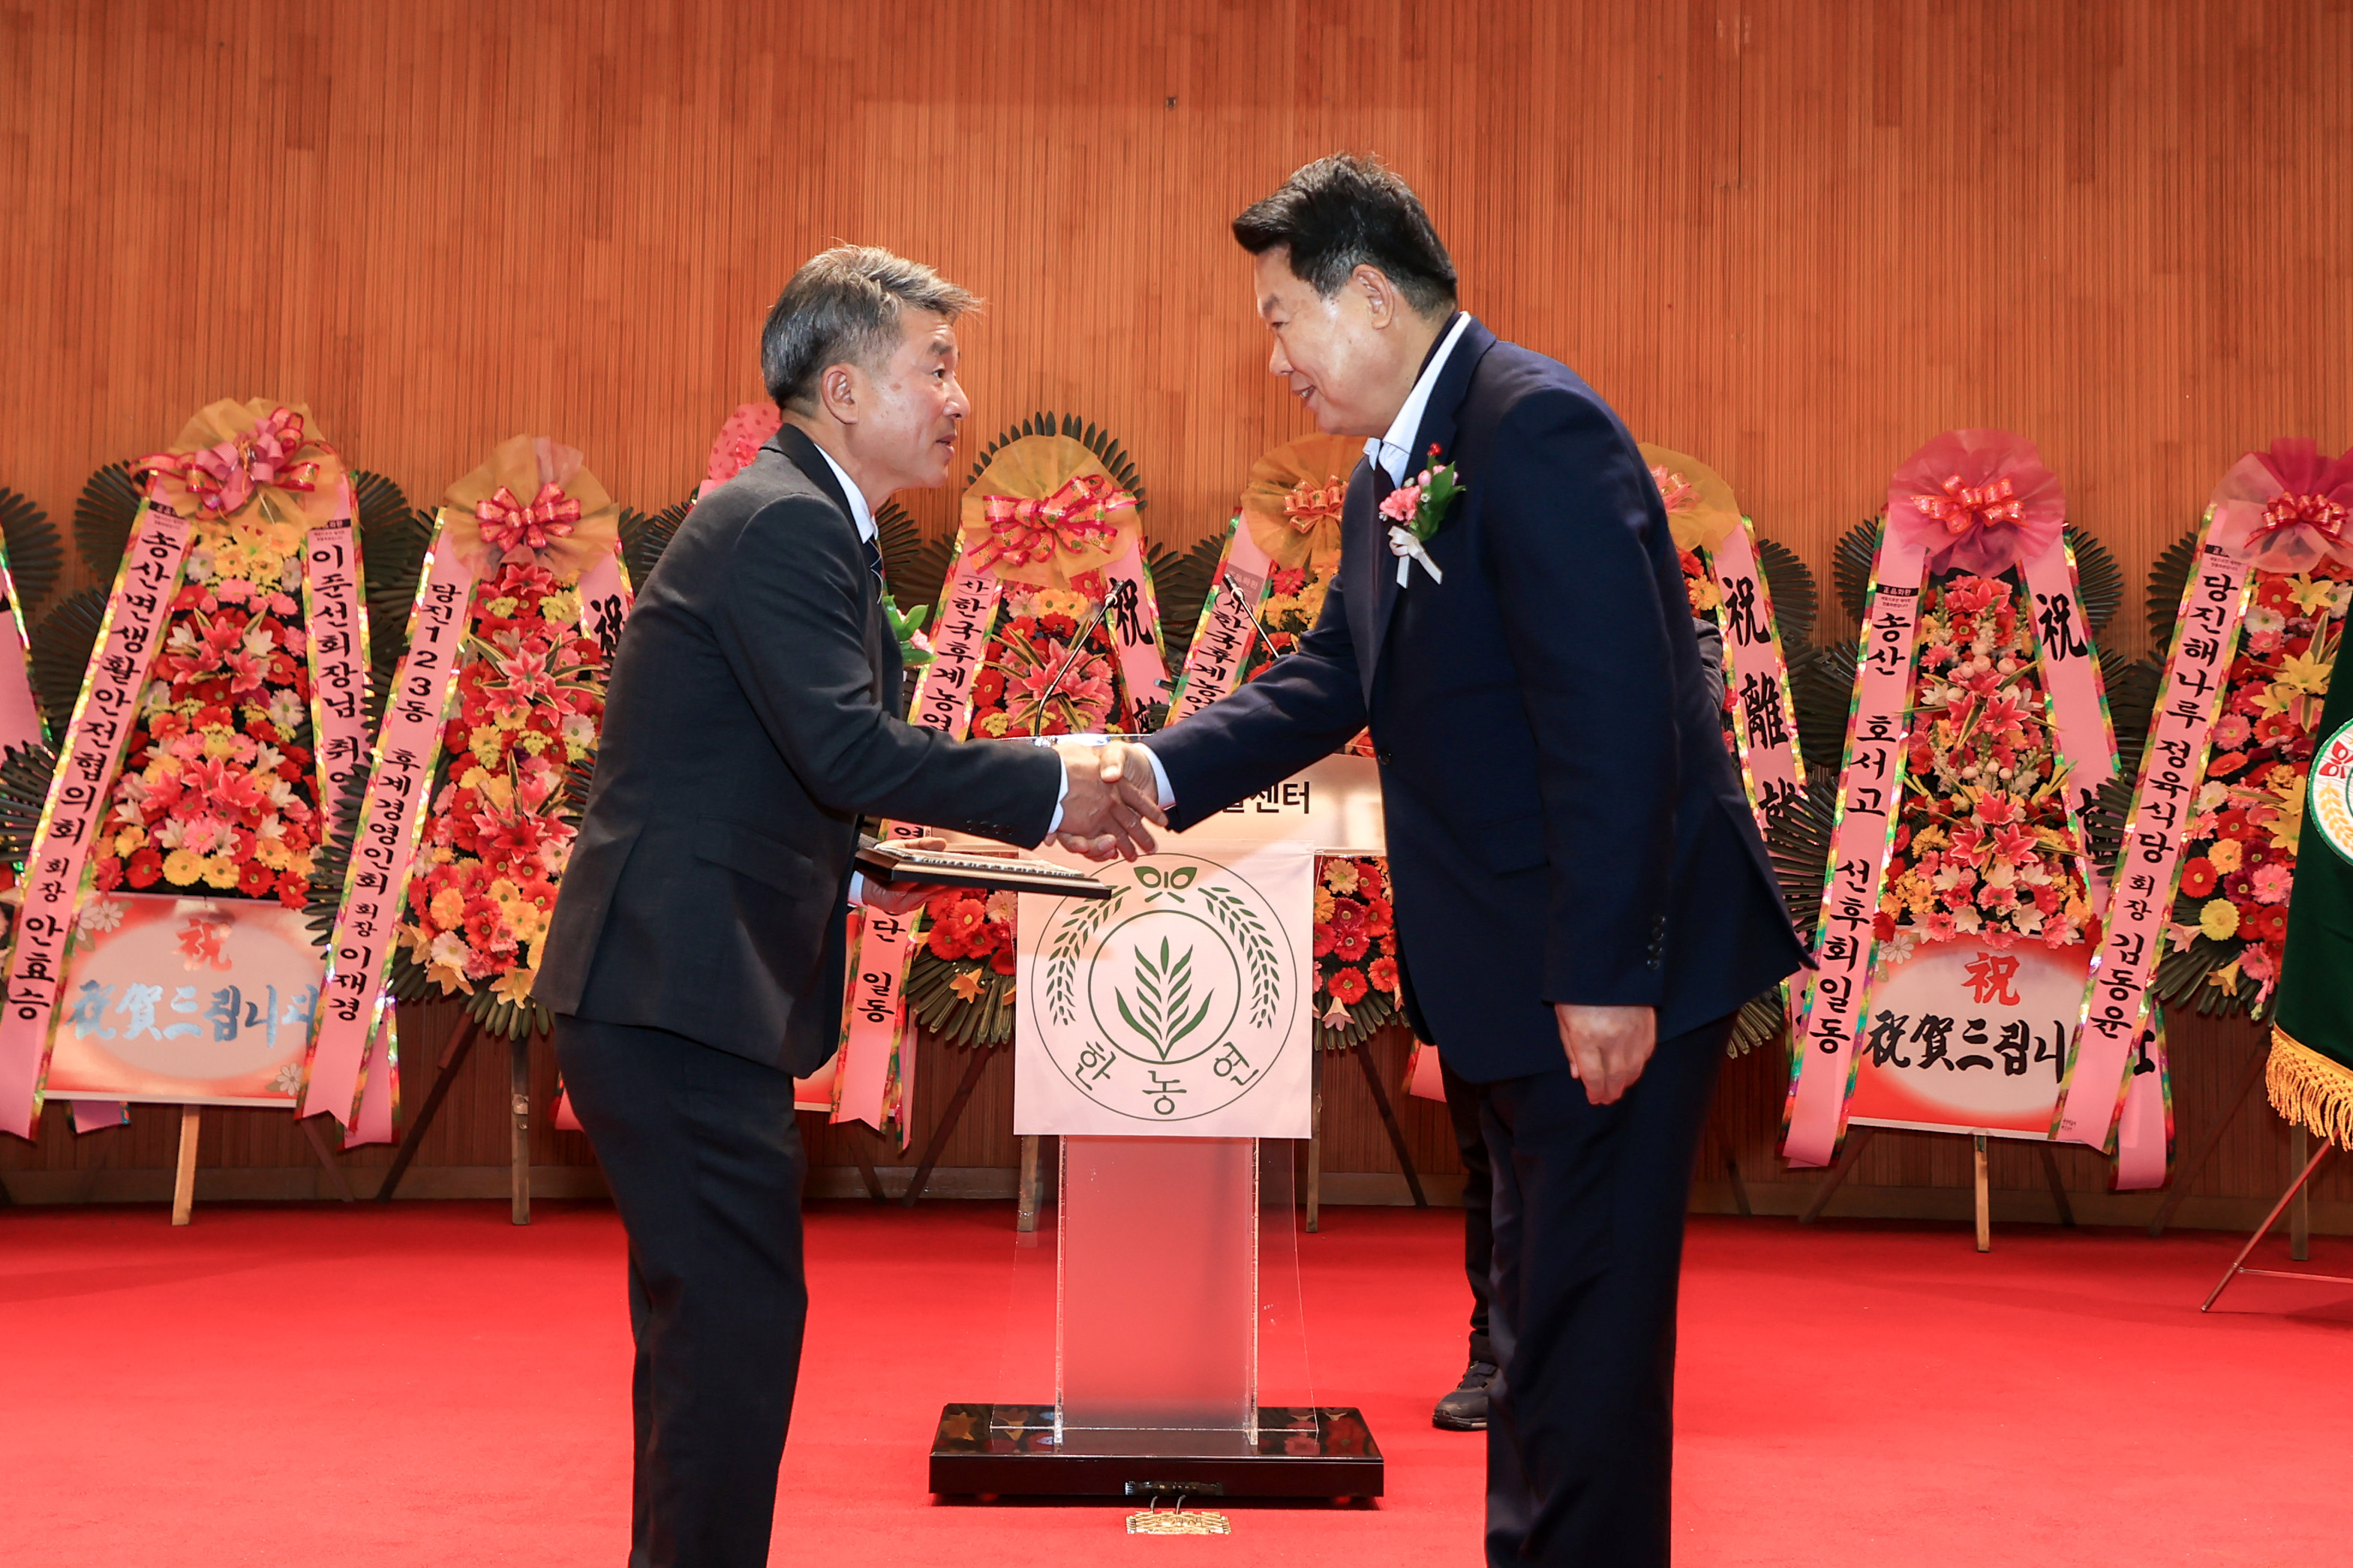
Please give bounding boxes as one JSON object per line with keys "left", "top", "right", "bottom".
{"left": 1015, "top": 841, "right": 1312, "bottom": 1138}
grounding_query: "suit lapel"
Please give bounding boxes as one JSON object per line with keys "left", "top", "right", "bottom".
{"left": 771, "top": 425, "right": 894, "bottom": 705}
{"left": 1357, "top": 318, "right": 1498, "bottom": 689}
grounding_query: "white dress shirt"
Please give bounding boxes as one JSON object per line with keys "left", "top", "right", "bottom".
{"left": 1367, "top": 311, "right": 1474, "bottom": 486}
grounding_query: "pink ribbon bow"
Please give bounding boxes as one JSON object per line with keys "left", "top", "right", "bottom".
{"left": 2207, "top": 439, "right": 2353, "bottom": 575}
{"left": 1648, "top": 463, "right": 1696, "bottom": 514}
{"left": 1910, "top": 474, "right": 2025, "bottom": 539}
{"left": 1887, "top": 431, "right": 2064, "bottom": 577}
{"left": 476, "top": 482, "right": 584, "bottom": 557}
{"left": 137, "top": 407, "right": 323, "bottom": 518}
{"left": 966, "top": 473, "right": 1135, "bottom": 572}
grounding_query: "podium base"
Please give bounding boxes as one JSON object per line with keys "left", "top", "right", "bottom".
{"left": 927, "top": 1403, "right": 1384, "bottom": 1500}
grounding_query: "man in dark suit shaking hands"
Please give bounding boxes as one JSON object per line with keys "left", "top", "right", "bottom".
{"left": 538, "top": 246, "right": 1159, "bottom": 1568}
{"left": 1102, "top": 160, "right": 1806, "bottom": 1565}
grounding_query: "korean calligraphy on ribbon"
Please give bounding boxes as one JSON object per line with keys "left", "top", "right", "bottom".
{"left": 0, "top": 507, "right": 191, "bottom": 1135}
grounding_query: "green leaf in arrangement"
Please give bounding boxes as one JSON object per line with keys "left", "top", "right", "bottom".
{"left": 1727, "top": 988, "right": 1787, "bottom": 1059}
{"left": 618, "top": 496, "right": 696, "bottom": 590}
{"left": 2063, "top": 524, "right": 2125, "bottom": 637}
{"left": 1146, "top": 533, "right": 1228, "bottom": 668}
{"left": 876, "top": 498, "right": 954, "bottom": 616}
{"left": 1788, "top": 643, "right": 1858, "bottom": 782}
{"left": 1763, "top": 770, "right": 1841, "bottom": 940}
{"left": 1753, "top": 534, "right": 1817, "bottom": 652}
{"left": 0, "top": 488, "right": 63, "bottom": 617}
{"left": 2105, "top": 653, "right": 2163, "bottom": 758}
{"left": 1831, "top": 516, "right": 1885, "bottom": 626}
{"left": 0, "top": 741, "right": 58, "bottom": 865}
{"left": 2144, "top": 526, "right": 2202, "bottom": 653}
{"left": 28, "top": 587, "right": 108, "bottom": 746}
{"left": 72, "top": 461, "right": 143, "bottom": 578}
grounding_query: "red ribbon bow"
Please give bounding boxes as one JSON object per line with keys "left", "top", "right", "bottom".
{"left": 967, "top": 473, "right": 1136, "bottom": 572}
{"left": 476, "top": 482, "right": 584, "bottom": 557}
{"left": 1282, "top": 476, "right": 1348, "bottom": 533}
{"left": 2246, "top": 490, "right": 2353, "bottom": 557}
{"left": 1910, "top": 474, "right": 2024, "bottom": 539}
{"left": 138, "top": 407, "right": 323, "bottom": 518}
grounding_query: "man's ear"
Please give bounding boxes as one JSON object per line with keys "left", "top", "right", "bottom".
{"left": 816, "top": 361, "right": 862, "bottom": 426}
{"left": 1352, "top": 264, "right": 1399, "bottom": 330}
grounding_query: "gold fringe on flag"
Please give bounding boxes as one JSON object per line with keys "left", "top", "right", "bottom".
{"left": 2266, "top": 1029, "right": 2353, "bottom": 1152}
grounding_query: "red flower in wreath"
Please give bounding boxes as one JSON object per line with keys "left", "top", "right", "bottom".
{"left": 1327, "top": 966, "right": 1369, "bottom": 1005}
{"left": 927, "top": 896, "right": 987, "bottom": 959}
{"left": 1367, "top": 955, "right": 1400, "bottom": 996}
{"left": 1331, "top": 926, "right": 1371, "bottom": 963}
{"left": 2247, "top": 906, "right": 2289, "bottom": 945}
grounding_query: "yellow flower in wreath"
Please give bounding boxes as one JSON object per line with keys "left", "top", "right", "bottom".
{"left": 202, "top": 856, "right": 241, "bottom": 891}
{"left": 2198, "top": 898, "right": 2240, "bottom": 942}
{"left": 162, "top": 849, "right": 206, "bottom": 886}
{"left": 2207, "top": 840, "right": 2243, "bottom": 873}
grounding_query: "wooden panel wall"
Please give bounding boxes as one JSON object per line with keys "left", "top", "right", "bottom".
{"left": 3, "top": 0, "right": 2351, "bottom": 1221}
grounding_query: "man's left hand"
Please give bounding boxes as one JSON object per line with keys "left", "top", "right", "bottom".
{"left": 1555, "top": 1003, "right": 1657, "bottom": 1105}
{"left": 857, "top": 837, "right": 999, "bottom": 917}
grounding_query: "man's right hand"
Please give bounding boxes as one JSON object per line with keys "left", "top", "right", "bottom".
{"left": 1054, "top": 741, "right": 1165, "bottom": 861}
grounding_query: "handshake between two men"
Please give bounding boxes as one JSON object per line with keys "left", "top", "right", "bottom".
{"left": 1048, "top": 739, "right": 1167, "bottom": 862}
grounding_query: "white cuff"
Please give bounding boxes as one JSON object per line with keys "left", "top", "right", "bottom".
{"left": 1140, "top": 743, "right": 1175, "bottom": 810}
{"left": 1046, "top": 757, "right": 1071, "bottom": 834}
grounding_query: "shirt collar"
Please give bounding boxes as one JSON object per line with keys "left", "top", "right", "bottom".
{"left": 1366, "top": 311, "right": 1474, "bottom": 485}
{"left": 808, "top": 440, "right": 878, "bottom": 543}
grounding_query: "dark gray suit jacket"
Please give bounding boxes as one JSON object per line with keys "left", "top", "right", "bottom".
{"left": 536, "top": 426, "right": 1063, "bottom": 1075}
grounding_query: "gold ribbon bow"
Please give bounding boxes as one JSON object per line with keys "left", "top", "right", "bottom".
{"left": 136, "top": 400, "right": 345, "bottom": 529}
{"left": 1911, "top": 474, "right": 2025, "bottom": 538}
{"left": 967, "top": 473, "right": 1134, "bottom": 573}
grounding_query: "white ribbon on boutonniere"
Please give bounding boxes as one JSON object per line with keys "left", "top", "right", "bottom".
{"left": 1379, "top": 445, "right": 1464, "bottom": 587}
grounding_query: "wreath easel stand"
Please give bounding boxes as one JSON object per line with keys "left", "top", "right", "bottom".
{"left": 1301, "top": 1035, "right": 1427, "bottom": 1234}
{"left": 374, "top": 1012, "right": 539, "bottom": 1224}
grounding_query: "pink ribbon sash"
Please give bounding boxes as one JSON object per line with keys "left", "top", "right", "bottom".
{"left": 1095, "top": 542, "right": 1173, "bottom": 714}
{"left": 1783, "top": 535, "right": 1928, "bottom": 1166}
{"left": 0, "top": 507, "right": 191, "bottom": 1137}
{"left": 830, "top": 565, "right": 1004, "bottom": 1134}
{"left": 2058, "top": 532, "right": 2247, "bottom": 1158}
{"left": 300, "top": 542, "right": 478, "bottom": 1130}
{"left": 302, "top": 518, "right": 371, "bottom": 825}
{"left": 1170, "top": 518, "right": 1274, "bottom": 723}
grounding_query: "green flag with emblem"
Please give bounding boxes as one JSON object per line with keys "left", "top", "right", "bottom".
{"left": 2270, "top": 659, "right": 2353, "bottom": 1145}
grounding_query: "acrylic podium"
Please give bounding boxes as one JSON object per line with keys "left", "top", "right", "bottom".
{"left": 927, "top": 755, "right": 1387, "bottom": 1504}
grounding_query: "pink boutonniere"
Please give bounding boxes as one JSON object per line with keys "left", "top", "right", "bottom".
{"left": 1379, "top": 443, "right": 1465, "bottom": 587}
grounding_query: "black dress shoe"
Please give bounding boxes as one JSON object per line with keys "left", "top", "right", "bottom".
{"left": 1432, "top": 1359, "right": 1497, "bottom": 1431}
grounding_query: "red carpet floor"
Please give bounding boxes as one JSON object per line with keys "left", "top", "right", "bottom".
{"left": 5, "top": 1198, "right": 2351, "bottom": 1565}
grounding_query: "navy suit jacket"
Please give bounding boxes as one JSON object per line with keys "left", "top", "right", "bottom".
{"left": 537, "top": 427, "right": 1064, "bottom": 1075}
{"left": 1143, "top": 319, "right": 1806, "bottom": 1082}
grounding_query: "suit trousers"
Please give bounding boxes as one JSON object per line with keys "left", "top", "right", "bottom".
{"left": 554, "top": 1015, "right": 810, "bottom": 1568}
{"left": 1481, "top": 1016, "right": 1729, "bottom": 1566}
{"left": 1440, "top": 1056, "right": 1495, "bottom": 1366}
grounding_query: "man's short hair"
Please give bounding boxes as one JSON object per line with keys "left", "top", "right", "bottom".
{"left": 1231, "top": 155, "right": 1457, "bottom": 316}
{"left": 760, "top": 245, "right": 978, "bottom": 410}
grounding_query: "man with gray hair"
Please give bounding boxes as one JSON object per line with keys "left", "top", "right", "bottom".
{"left": 539, "top": 244, "right": 1160, "bottom": 1568}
